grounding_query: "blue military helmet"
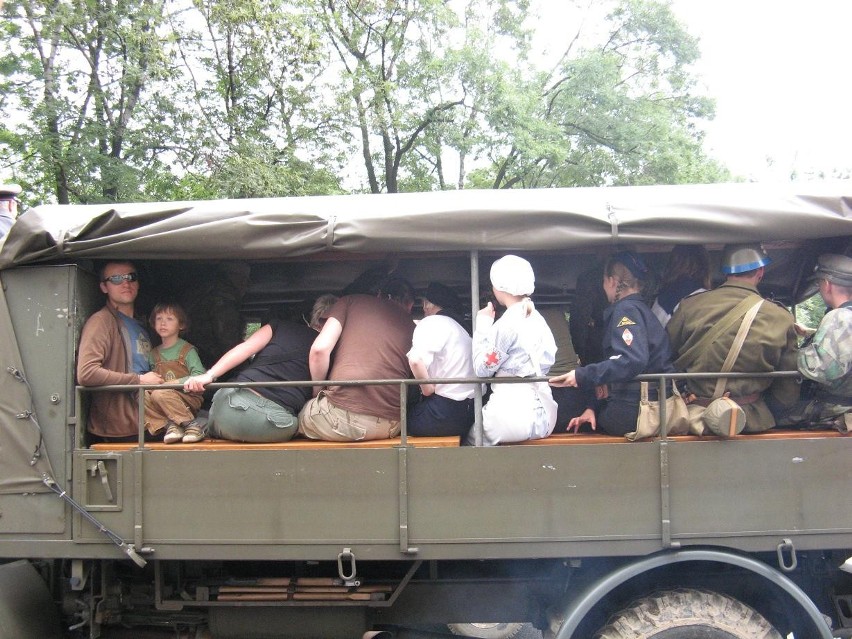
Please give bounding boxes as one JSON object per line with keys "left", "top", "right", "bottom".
{"left": 720, "top": 243, "right": 771, "bottom": 274}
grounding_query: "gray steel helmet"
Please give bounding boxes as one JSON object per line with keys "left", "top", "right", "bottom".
{"left": 720, "top": 243, "right": 771, "bottom": 274}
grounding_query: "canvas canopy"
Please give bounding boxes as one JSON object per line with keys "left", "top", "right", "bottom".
{"left": 1, "top": 182, "right": 850, "bottom": 267}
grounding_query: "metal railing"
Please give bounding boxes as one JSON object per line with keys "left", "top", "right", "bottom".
{"left": 75, "top": 370, "right": 802, "bottom": 448}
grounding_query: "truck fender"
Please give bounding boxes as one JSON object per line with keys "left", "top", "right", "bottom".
{"left": 555, "top": 547, "right": 831, "bottom": 639}
{"left": 0, "top": 560, "right": 63, "bottom": 639}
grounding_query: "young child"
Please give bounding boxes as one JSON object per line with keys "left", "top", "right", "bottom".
{"left": 144, "top": 303, "right": 207, "bottom": 443}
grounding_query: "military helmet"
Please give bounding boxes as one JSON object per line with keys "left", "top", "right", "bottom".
{"left": 720, "top": 243, "right": 771, "bottom": 274}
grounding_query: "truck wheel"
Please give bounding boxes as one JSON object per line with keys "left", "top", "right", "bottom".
{"left": 594, "top": 589, "right": 783, "bottom": 639}
{"left": 447, "top": 621, "right": 524, "bottom": 638}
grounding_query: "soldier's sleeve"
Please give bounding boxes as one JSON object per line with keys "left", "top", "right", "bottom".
{"left": 768, "top": 310, "right": 803, "bottom": 408}
{"left": 798, "top": 310, "right": 851, "bottom": 385}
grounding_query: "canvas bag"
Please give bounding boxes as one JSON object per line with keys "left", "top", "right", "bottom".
{"left": 626, "top": 380, "right": 690, "bottom": 441}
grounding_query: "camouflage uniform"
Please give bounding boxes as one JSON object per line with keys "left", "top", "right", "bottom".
{"left": 777, "top": 302, "right": 852, "bottom": 427}
{"left": 667, "top": 282, "right": 799, "bottom": 432}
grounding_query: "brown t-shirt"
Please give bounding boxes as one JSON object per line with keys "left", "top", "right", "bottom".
{"left": 326, "top": 295, "right": 415, "bottom": 420}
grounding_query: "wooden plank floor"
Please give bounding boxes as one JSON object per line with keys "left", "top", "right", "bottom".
{"left": 90, "top": 435, "right": 461, "bottom": 451}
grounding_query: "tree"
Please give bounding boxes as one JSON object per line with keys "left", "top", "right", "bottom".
{"left": 316, "top": 0, "right": 530, "bottom": 193}
{"left": 796, "top": 293, "right": 827, "bottom": 333}
{"left": 468, "top": 0, "right": 729, "bottom": 189}
{"left": 1, "top": 0, "right": 730, "bottom": 202}
{"left": 1, "top": 0, "right": 177, "bottom": 204}
{"left": 168, "top": 0, "right": 343, "bottom": 197}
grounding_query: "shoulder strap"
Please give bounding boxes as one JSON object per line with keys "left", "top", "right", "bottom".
{"left": 673, "top": 294, "right": 763, "bottom": 371}
{"left": 712, "top": 299, "right": 764, "bottom": 398}
{"left": 176, "top": 342, "right": 193, "bottom": 365}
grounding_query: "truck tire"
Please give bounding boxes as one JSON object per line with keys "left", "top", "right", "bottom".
{"left": 447, "top": 622, "right": 524, "bottom": 638}
{"left": 593, "top": 589, "right": 783, "bottom": 639}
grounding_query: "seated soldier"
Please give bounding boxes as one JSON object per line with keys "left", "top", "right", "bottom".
{"left": 666, "top": 243, "right": 799, "bottom": 432}
{"left": 770, "top": 254, "right": 852, "bottom": 430}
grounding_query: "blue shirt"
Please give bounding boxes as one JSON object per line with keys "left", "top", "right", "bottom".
{"left": 118, "top": 312, "right": 152, "bottom": 374}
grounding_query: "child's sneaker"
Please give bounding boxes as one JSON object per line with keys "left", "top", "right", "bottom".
{"left": 163, "top": 421, "right": 184, "bottom": 444}
{"left": 181, "top": 420, "right": 206, "bottom": 443}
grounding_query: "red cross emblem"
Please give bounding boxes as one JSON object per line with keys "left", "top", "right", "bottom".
{"left": 485, "top": 351, "right": 500, "bottom": 366}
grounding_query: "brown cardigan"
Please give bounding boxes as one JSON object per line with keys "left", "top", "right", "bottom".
{"left": 76, "top": 305, "right": 142, "bottom": 438}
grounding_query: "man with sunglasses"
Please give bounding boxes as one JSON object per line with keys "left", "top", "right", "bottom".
{"left": 77, "top": 261, "right": 164, "bottom": 442}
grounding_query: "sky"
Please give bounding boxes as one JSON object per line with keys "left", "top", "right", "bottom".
{"left": 534, "top": 0, "right": 852, "bottom": 182}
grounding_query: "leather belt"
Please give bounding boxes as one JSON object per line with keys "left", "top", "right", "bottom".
{"left": 608, "top": 382, "right": 659, "bottom": 401}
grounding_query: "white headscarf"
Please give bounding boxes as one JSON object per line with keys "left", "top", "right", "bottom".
{"left": 490, "top": 255, "right": 535, "bottom": 296}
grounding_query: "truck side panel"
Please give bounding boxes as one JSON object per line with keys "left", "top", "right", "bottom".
{"left": 68, "top": 436, "right": 852, "bottom": 561}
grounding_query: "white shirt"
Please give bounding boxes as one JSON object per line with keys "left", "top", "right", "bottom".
{"left": 407, "top": 314, "right": 477, "bottom": 401}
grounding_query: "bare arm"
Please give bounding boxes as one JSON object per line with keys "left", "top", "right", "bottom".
{"left": 308, "top": 317, "right": 343, "bottom": 396}
{"left": 408, "top": 357, "right": 435, "bottom": 396}
{"left": 184, "top": 324, "right": 273, "bottom": 392}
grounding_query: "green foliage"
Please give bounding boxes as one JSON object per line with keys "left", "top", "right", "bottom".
{"left": 1, "top": 0, "right": 731, "bottom": 202}
{"left": 474, "top": 0, "right": 730, "bottom": 188}
{"left": 796, "top": 293, "right": 827, "bottom": 331}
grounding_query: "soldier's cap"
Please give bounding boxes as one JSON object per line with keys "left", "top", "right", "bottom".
{"left": 809, "top": 254, "right": 852, "bottom": 288}
{"left": 423, "top": 282, "right": 462, "bottom": 311}
{"left": 0, "top": 184, "right": 22, "bottom": 200}
{"left": 610, "top": 250, "right": 650, "bottom": 281}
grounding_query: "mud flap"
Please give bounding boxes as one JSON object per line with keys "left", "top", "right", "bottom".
{"left": 0, "top": 560, "right": 63, "bottom": 639}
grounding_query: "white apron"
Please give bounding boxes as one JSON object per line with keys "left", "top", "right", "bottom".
{"left": 480, "top": 376, "right": 558, "bottom": 446}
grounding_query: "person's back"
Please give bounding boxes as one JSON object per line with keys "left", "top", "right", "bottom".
{"left": 471, "top": 256, "right": 558, "bottom": 445}
{"left": 569, "top": 261, "right": 607, "bottom": 365}
{"left": 233, "top": 319, "right": 316, "bottom": 414}
{"left": 667, "top": 244, "right": 798, "bottom": 432}
{"left": 0, "top": 184, "right": 20, "bottom": 242}
{"left": 407, "top": 281, "right": 478, "bottom": 437}
{"left": 412, "top": 313, "right": 475, "bottom": 398}
{"left": 325, "top": 294, "right": 415, "bottom": 420}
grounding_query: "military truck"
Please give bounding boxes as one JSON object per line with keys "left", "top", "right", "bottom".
{"left": 0, "top": 183, "right": 850, "bottom": 639}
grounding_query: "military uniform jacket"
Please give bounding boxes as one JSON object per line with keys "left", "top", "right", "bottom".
{"left": 575, "top": 293, "right": 674, "bottom": 390}
{"left": 666, "top": 281, "right": 799, "bottom": 432}
{"left": 799, "top": 301, "right": 852, "bottom": 405}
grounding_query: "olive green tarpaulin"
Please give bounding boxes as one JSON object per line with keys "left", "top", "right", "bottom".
{"left": 1, "top": 182, "right": 850, "bottom": 267}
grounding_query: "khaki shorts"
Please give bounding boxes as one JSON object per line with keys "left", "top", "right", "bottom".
{"left": 298, "top": 392, "right": 401, "bottom": 441}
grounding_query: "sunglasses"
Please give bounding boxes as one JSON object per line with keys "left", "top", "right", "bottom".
{"left": 102, "top": 272, "right": 138, "bottom": 285}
